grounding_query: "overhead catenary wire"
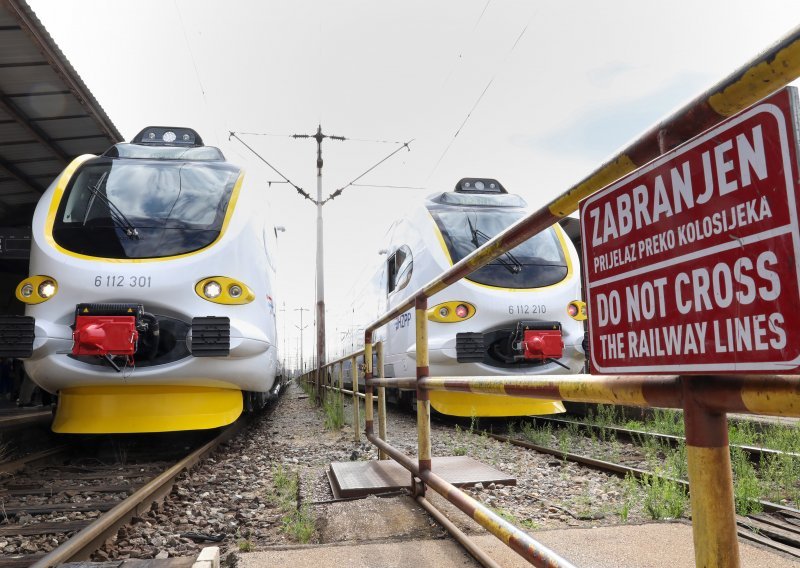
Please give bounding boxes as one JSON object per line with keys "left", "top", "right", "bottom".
{"left": 238, "top": 131, "right": 406, "bottom": 145}
{"left": 228, "top": 131, "right": 315, "bottom": 202}
{"left": 351, "top": 183, "right": 428, "bottom": 191}
{"left": 441, "top": 0, "right": 492, "bottom": 87}
{"left": 427, "top": 10, "right": 534, "bottom": 181}
{"left": 321, "top": 140, "right": 414, "bottom": 204}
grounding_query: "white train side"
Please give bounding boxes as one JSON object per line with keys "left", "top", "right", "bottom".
{"left": 350, "top": 178, "right": 585, "bottom": 416}
{"left": 5, "top": 127, "right": 280, "bottom": 433}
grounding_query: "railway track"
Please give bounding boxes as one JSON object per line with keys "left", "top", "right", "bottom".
{"left": 486, "top": 430, "right": 800, "bottom": 560}
{"left": 530, "top": 415, "right": 800, "bottom": 463}
{"left": 0, "top": 419, "right": 248, "bottom": 568}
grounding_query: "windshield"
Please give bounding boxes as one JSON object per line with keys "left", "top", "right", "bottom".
{"left": 428, "top": 205, "right": 568, "bottom": 288}
{"left": 52, "top": 157, "right": 240, "bottom": 259}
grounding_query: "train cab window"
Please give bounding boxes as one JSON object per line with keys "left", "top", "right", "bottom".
{"left": 428, "top": 205, "right": 568, "bottom": 288}
{"left": 387, "top": 245, "right": 413, "bottom": 294}
{"left": 52, "top": 157, "right": 240, "bottom": 259}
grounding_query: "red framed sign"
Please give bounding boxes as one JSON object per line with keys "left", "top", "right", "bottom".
{"left": 580, "top": 87, "right": 800, "bottom": 374}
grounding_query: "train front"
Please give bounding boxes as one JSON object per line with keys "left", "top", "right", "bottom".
{"left": 6, "top": 127, "right": 278, "bottom": 434}
{"left": 422, "top": 178, "right": 586, "bottom": 416}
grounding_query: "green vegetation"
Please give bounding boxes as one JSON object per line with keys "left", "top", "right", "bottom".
{"left": 448, "top": 424, "right": 469, "bottom": 456}
{"left": 618, "top": 473, "right": 640, "bottom": 522}
{"left": 237, "top": 539, "right": 253, "bottom": 552}
{"left": 323, "top": 390, "right": 345, "bottom": 431}
{"left": 266, "top": 464, "right": 315, "bottom": 543}
{"left": 731, "top": 448, "right": 763, "bottom": 516}
{"left": 491, "top": 506, "right": 541, "bottom": 530}
{"left": 282, "top": 505, "right": 315, "bottom": 542}
{"left": 641, "top": 471, "right": 688, "bottom": 520}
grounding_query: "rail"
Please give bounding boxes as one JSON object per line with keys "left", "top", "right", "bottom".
{"left": 303, "top": 23, "right": 800, "bottom": 568}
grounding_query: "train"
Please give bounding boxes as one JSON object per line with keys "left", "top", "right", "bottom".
{"left": 346, "top": 177, "right": 586, "bottom": 417}
{"left": 3, "top": 126, "right": 281, "bottom": 434}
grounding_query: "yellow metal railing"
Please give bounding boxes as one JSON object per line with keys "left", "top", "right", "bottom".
{"left": 301, "top": 23, "right": 800, "bottom": 568}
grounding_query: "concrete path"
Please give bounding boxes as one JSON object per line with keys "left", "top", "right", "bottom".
{"left": 239, "top": 518, "right": 797, "bottom": 567}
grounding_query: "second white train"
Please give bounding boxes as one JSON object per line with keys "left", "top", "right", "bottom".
{"left": 350, "top": 177, "right": 586, "bottom": 416}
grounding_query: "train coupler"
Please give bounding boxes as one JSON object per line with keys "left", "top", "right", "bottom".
{"left": 511, "top": 320, "right": 564, "bottom": 361}
{"left": 71, "top": 303, "right": 143, "bottom": 358}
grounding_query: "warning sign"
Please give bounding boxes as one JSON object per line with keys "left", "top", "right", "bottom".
{"left": 580, "top": 87, "right": 800, "bottom": 374}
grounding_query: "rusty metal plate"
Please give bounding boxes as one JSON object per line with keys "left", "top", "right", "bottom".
{"left": 329, "top": 456, "right": 516, "bottom": 499}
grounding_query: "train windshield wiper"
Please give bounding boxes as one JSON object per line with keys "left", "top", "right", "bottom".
{"left": 83, "top": 172, "right": 140, "bottom": 240}
{"left": 467, "top": 217, "right": 521, "bottom": 274}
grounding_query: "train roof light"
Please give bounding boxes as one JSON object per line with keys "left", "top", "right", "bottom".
{"left": 131, "top": 126, "right": 204, "bottom": 147}
{"left": 455, "top": 178, "right": 506, "bottom": 194}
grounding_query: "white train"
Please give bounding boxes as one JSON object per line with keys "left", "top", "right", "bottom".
{"left": 350, "top": 178, "right": 586, "bottom": 417}
{"left": 5, "top": 127, "right": 280, "bottom": 434}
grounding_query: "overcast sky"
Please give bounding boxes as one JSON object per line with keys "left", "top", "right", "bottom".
{"left": 27, "top": 1, "right": 800, "bottom": 367}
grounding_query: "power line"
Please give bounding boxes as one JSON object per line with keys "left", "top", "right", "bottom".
{"left": 238, "top": 131, "right": 406, "bottom": 145}
{"left": 351, "top": 183, "right": 428, "bottom": 191}
{"left": 322, "top": 140, "right": 414, "bottom": 204}
{"left": 441, "top": 0, "right": 493, "bottom": 87}
{"left": 228, "top": 131, "right": 315, "bottom": 202}
{"left": 427, "top": 12, "right": 534, "bottom": 181}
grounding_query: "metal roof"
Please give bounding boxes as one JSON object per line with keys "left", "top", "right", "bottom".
{"left": 0, "top": 0, "right": 122, "bottom": 226}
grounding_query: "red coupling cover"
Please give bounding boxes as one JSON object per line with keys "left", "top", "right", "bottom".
{"left": 72, "top": 315, "right": 138, "bottom": 356}
{"left": 522, "top": 329, "right": 563, "bottom": 360}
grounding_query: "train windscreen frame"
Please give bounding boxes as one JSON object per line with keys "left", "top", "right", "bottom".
{"left": 428, "top": 204, "right": 568, "bottom": 288}
{"left": 52, "top": 157, "right": 239, "bottom": 259}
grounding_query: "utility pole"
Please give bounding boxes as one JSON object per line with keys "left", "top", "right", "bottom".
{"left": 294, "top": 307, "right": 309, "bottom": 374}
{"left": 293, "top": 125, "right": 346, "bottom": 402}
{"left": 229, "top": 129, "right": 410, "bottom": 400}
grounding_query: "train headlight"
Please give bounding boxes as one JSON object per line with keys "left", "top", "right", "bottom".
{"left": 16, "top": 275, "right": 58, "bottom": 304}
{"left": 38, "top": 280, "right": 57, "bottom": 298}
{"left": 427, "top": 301, "right": 475, "bottom": 323}
{"left": 203, "top": 281, "right": 222, "bottom": 299}
{"left": 567, "top": 300, "right": 587, "bottom": 321}
{"left": 195, "top": 277, "right": 255, "bottom": 305}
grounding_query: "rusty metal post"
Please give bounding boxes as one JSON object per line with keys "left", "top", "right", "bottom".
{"left": 364, "top": 333, "right": 374, "bottom": 439}
{"left": 338, "top": 361, "right": 344, "bottom": 417}
{"left": 683, "top": 377, "right": 740, "bottom": 568}
{"left": 415, "top": 296, "right": 432, "bottom": 479}
{"left": 351, "top": 355, "right": 360, "bottom": 443}
{"left": 377, "top": 341, "right": 388, "bottom": 460}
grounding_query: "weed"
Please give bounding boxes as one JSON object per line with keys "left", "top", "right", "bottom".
{"left": 641, "top": 471, "right": 688, "bottom": 520}
{"left": 619, "top": 473, "right": 640, "bottom": 522}
{"left": 266, "top": 465, "right": 316, "bottom": 542}
{"left": 282, "top": 505, "right": 315, "bottom": 543}
{"left": 557, "top": 428, "right": 571, "bottom": 458}
{"left": 649, "top": 409, "right": 684, "bottom": 436}
{"left": 731, "top": 447, "right": 763, "bottom": 516}
{"left": 490, "top": 507, "right": 519, "bottom": 525}
{"left": 449, "top": 425, "right": 469, "bottom": 456}
{"left": 521, "top": 422, "right": 552, "bottom": 447}
{"left": 663, "top": 441, "right": 688, "bottom": 480}
{"left": 323, "top": 391, "right": 345, "bottom": 431}
{"left": 520, "top": 518, "right": 541, "bottom": 530}
{"left": 594, "top": 404, "right": 618, "bottom": 427}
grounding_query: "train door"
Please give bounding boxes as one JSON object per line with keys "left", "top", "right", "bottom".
{"left": 385, "top": 244, "right": 414, "bottom": 376}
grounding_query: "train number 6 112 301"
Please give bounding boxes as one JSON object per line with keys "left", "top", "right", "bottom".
{"left": 94, "top": 275, "right": 152, "bottom": 288}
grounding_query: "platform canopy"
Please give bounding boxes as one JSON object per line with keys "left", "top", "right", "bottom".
{"left": 0, "top": 0, "right": 122, "bottom": 227}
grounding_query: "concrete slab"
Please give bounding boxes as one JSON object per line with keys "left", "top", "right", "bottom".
{"left": 329, "top": 456, "right": 515, "bottom": 498}
{"left": 316, "top": 495, "right": 440, "bottom": 542}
